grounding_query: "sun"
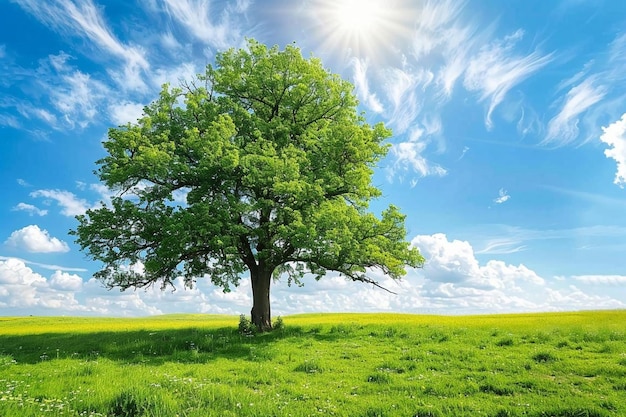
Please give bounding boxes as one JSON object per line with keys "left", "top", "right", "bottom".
{"left": 312, "top": 0, "right": 413, "bottom": 59}
{"left": 331, "top": 0, "right": 385, "bottom": 34}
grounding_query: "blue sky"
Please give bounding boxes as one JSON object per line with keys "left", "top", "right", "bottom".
{"left": 1, "top": 0, "right": 625, "bottom": 317}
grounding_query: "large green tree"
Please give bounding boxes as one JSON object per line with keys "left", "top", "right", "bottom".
{"left": 72, "top": 40, "right": 424, "bottom": 331}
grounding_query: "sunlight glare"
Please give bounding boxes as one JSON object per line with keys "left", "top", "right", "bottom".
{"left": 333, "top": 0, "right": 384, "bottom": 34}
{"left": 313, "top": 0, "right": 414, "bottom": 59}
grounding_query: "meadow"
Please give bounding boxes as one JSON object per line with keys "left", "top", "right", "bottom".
{"left": 1, "top": 311, "right": 625, "bottom": 416}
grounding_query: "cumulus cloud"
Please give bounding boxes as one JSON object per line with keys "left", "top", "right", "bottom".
{"left": 406, "top": 233, "right": 625, "bottom": 312}
{"left": 599, "top": 113, "right": 626, "bottom": 187}
{"left": 0, "top": 239, "right": 623, "bottom": 317}
{"left": 412, "top": 233, "right": 544, "bottom": 292}
{"left": 12, "top": 203, "right": 48, "bottom": 216}
{"left": 50, "top": 270, "right": 83, "bottom": 291}
{"left": 4, "top": 225, "right": 70, "bottom": 253}
{"left": 0, "top": 258, "right": 48, "bottom": 308}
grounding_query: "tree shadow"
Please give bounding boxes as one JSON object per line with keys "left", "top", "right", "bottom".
{"left": 0, "top": 325, "right": 344, "bottom": 366}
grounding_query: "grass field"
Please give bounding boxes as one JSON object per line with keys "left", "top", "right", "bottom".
{"left": 1, "top": 311, "right": 625, "bottom": 416}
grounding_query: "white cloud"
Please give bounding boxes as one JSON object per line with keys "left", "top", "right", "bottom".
{"left": 493, "top": 188, "right": 510, "bottom": 204}
{"left": 4, "top": 225, "right": 70, "bottom": 253}
{"left": 13, "top": 0, "right": 149, "bottom": 91}
{"left": 599, "top": 113, "right": 626, "bottom": 187}
{"left": 544, "top": 76, "right": 607, "bottom": 146}
{"left": 411, "top": 0, "right": 468, "bottom": 59}
{"left": 412, "top": 233, "right": 544, "bottom": 291}
{"left": 0, "top": 256, "right": 87, "bottom": 272}
{"left": 151, "top": 62, "right": 199, "bottom": 89}
{"left": 388, "top": 136, "right": 447, "bottom": 184}
{"left": 160, "top": 31, "right": 184, "bottom": 53}
{"left": 382, "top": 66, "right": 431, "bottom": 133}
{"left": 463, "top": 30, "right": 553, "bottom": 129}
{"left": 572, "top": 275, "right": 626, "bottom": 285}
{"left": 438, "top": 24, "right": 478, "bottom": 97}
{"left": 0, "top": 259, "right": 47, "bottom": 308}
{"left": 49, "top": 70, "right": 110, "bottom": 129}
{"left": 0, "top": 236, "right": 623, "bottom": 316}
{"left": 16, "top": 105, "right": 58, "bottom": 125}
{"left": 30, "top": 189, "right": 90, "bottom": 216}
{"left": 108, "top": 101, "right": 145, "bottom": 126}
{"left": 475, "top": 239, "right": 526, "bottom": 255}
{"left": 12, "top": 203, "right": 48, "bottom": 216}
{"left": 544, "top": 285, "right": 624, "bottom": 310}
{"left": 50, "top": 270, "right": 83, "bottom": 291}
{"left": 0, "top": 114, "right": 20, "bottom": 129}
{"left": 351, "top": 58, "right": 384, "bottom": 114}
{"left": 163, "top": 0, "right": 248, "bottom": 49}
{"left": 404, "top": 233, "right": 624, "bottom": 313}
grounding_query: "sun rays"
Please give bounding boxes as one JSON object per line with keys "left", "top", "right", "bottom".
{"left": 311, "top": 0, "right": 415, "bottom": 60}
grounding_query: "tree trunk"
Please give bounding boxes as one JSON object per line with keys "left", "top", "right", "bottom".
{"left": 250, "top": 268, "right": 272, "bottom": 332}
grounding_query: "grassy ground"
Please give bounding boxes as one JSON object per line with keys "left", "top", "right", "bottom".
{"left": 1, "top": 311, "right": 625, "bottom": 416}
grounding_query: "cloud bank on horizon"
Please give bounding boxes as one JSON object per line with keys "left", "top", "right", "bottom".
{"left": 1, "top": 0, "right": 625, "bottom": 316}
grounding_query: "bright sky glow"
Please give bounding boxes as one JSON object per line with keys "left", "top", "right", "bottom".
{"left": 313, "top": 0, "right": 414, "bottom": 59}
{"left": 1, "top": 0, "right": 626, "bottom": 317}
{"left": 332, "top": 0, "right": 384, "bottom": 34}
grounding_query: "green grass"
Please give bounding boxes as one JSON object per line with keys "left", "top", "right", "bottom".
{"left": 1, "top": 311, "right": 625, "bottom": 416}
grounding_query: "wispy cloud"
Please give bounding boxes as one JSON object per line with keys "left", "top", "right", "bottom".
{"left": 542, "top": 184, "right": 626, "bottom": 207}
{"left": 351, "top": 58, "right": 384, "bottom": 114}
{"left": 345, "top": 0, "right": 555, "bottom": 185}
{"left": 412, "top": 0, "right": 469, "bottom": 60}
{"left": 162, "top": 0, "right": 249, "bottom": 49}
{"left": 542, "top": 33, "right": 626, "bottom": 148}
{"left": 381, "top": 66, "right": 432, "bottom": 133}
{"left": 463, "top": 30, "right": 553, "bottom": 129}
{"left": 473, "top": 223, "right": 626, "bottom": 255}
{"left": 599, "top": 113, "right": 626, "bottom": 187}
{"left": 48, "top": 70, "right": 110, "bottom": 129}
{"left": 12, "top": 203, "right": 48, "bottom": 217}
{"left": 572, "top": 275, "right": 626, "bottom": 285}
{"left": 388, "top": 130, "right": 448, "bottom": 186}
{"left": 12, "top": 0, "right": 149, "bottom": 91}
{"left": 0, "top": 256, "right": 87, "bottom": 272}
{"left": 458, "top": 146, "right": 470, "bottom": 160}
{"left": 30, "top": 189, "right": 90, "bottom": 217}
{"left": 475, "top": 239, "right": 527, "bottom": 255}
{"left": 0, "top": 114, "right": 20, "bottom": 129}
{"left": 493, "top": 188, "right": 511, "bottom": 204}
{"left": 544, "top": 76, "right": 607, "bottom": 146}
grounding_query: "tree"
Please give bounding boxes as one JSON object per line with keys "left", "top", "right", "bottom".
{"left": 72, "top": 40, "right": 424, "bottom": 331}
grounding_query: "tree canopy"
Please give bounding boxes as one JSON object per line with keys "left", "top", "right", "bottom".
{"left": 72, "top": 40, "right": 424, "bottom": 331}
